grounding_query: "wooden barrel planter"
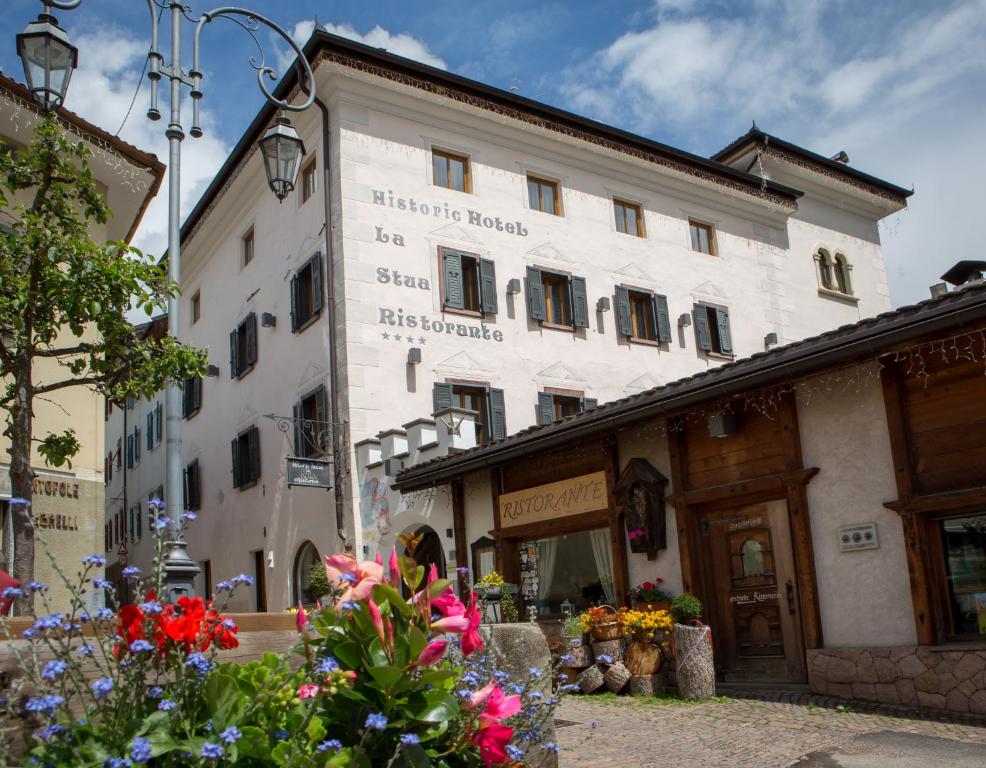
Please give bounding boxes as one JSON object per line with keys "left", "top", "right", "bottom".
{"left": 625, "top": 640, "right": 662, "bottom": 676}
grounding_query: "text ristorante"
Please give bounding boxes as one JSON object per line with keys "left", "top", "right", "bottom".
{"left": 378, "top": 306, "right": 504, "bottom": 342}
{"left": 371, "top": 189, "right": 528, "bottom": 237}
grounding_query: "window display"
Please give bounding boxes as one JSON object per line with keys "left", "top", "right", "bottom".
{"left": 520, "top": 528, "right": 615, "bottom": 616}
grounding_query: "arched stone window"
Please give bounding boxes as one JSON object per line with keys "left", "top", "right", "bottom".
{"left": 815, "top": 248, "right": 834, "bottom": 290}
{"left": 833, "top": 253, "right": 852, "bottom": 295}
{"left": 292, "top": 540, "right": 321, "bottom": 607}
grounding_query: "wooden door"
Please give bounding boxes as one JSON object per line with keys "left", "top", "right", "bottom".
{"left": 700, "top": 500, "right": 806, "bottom": 682}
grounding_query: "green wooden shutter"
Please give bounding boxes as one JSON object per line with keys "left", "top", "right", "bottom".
{"left": 571, "top": 276, "right": 589, "bottom": 328}
{"left": 489, "top": 388, "right": 507, "bottom": 439}
{"left": 443, "top": 251, "right": 464, "bottom": 310}
{"left": 479, "top": 258, "right": 498, "bottom": 314}
{"left": 583, "top": 398, "right": 598, "bottom": 411}
{"left": 615, "top": 286, "right": 633, "bottom": 337}
{"left": 289, "top": 272, "right": 299, "bottom": 332}
{"left": 715, "top": 307, "right": 733, "bottom": 354}
{"left": 654, "top": 294, "right": 672, "bottom": 344}
{"left": 247, "top": 427, "right": 261, "bottom": 483}
{"left": 292, "top": 401, "right": 303, "bottom": 456}
{"left": 310, "top": 253, "right": 324, "bottom": 314}
{"left": 537, "top": 392, "right": 555, "bottom": 425}
{"left": 245, "top": 313, "right": 258, "bottom": 367}
{"left": 694, "top": 304, "right": 712, "bottom": 351}
{"left": 525, "top": 266, "right": 546, "bottom": 321}
{"left": 231, "top": 437, "right": 241, "bottom": 488}
{"left": 433, "top": 382, "right": 453, "bottom": 413}
{"left": 229, "top": 329, "right": 238, "bottom": 377}
{"left": 315, "top": 385, "right": 329, "bottom": 451}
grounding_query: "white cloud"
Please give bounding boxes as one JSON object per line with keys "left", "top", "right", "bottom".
{"left": 559, "top": 0, "right": 986, "bottom": 305}
{"left": 319, "top": 23, "right": 447, "bottom": 70}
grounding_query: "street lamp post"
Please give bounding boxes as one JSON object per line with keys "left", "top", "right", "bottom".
{"left": 18, "top": 0, "right": 318, "bottom": 601}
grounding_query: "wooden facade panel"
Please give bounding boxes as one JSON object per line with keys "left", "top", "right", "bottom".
{"left": 687, "top": 456, "right": 789, "bottom": 490}
{"left": 500, "top": 439, "right": 606, "bottom": 493}
{"left": 683, "top": 409, "right": 787, "bottom": 490}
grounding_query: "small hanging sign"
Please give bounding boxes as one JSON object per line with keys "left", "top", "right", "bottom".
{"left": 286, "top": 457, "right": 332, "bottom": 489}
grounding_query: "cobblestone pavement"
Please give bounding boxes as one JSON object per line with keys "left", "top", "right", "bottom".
{"left": 555, "top": 692, "right": 986, "bottom": 767}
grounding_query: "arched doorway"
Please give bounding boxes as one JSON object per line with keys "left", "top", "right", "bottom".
{"left": 292, "top": 540, "right": 321, "bottom": 607}
{"left": 405, "top": 525, "right": 446, "bottom": 581}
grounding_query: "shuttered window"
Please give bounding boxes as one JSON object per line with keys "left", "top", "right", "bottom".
{"left": 290, "top": 253, "right": 324, "bottom": 332}
{"left": 441, "top": 248, "right": 496, "bottom": 314}
{"left": 183, "top": 376, "right": 202, "bottom": 419}
{"left": 293, "top": 385, "right": 329, "bottom": 458}
{"left": 185, "top": 459, "right": 201, "bottom": 510}
{"left": 126, "top": 435, "right": 134, "bottom": 469}
{"left": 432, "top": 382, "right": 506, "bottom": 444}
{"left": 536, "top": 392, "right": 599, "bottom": 425}
{"left": 693, "top": 303, "right": 733, "bottom": 355}
{"left": 146, "top": 412, "right": 154, "bottom": 450}
{"left": 230, "top": 312, "right": 258, "bottom": 378}
{"left": 615, "top": 287, "right": 672, "bottom": 344}
{"left": 231, "top": 426, "right": 261, "bottom": 489}
{"left": 134, "top": 426, "right": 141, "bottom": 463}
{"left": 525, "top": 267, "right": 589, "bottom": 329}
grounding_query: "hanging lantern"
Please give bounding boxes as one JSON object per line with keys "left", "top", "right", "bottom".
{"left": 258, "top": 115, "right": 306, "bottom": 202}
{"left": 17, "top": 13, "right": 78, "bottom": 113}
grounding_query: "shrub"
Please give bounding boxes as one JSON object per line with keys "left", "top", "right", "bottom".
{"left": 670, "top": 593, "right": 703, "bottom": 625}
{"left": 562, "top": 615, "right": 582, "bottom": 637}
{"left": 307, "top": 560, "right": 331, "bottom": 602}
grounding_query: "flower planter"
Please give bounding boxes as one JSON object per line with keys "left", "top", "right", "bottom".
{"left": 673, "top": 622, "right": 715, "bottom": 700}
{"left": 630, "top": 600, "right": 671, "bottom": 613}
{"left": 587, "top": 605, "right": 623, "bottom": 641}
{"left": 625, "top": 640, "right": 662, "bottom": 676}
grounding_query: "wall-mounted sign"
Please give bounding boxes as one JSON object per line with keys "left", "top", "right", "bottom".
{"left": 379, "top": 306, "right": 504, "bottom": 342}
{"left": 372, "top": 189, "right": 529, "bottom": 238}
{"left": 839, "top": 522, "right": 879, "bottom": 552}
{"left": 499, "top": 471, "right": 608, "bottom": 529}
{"left": 286, "top": 457, "right": 332, "bottom": 489}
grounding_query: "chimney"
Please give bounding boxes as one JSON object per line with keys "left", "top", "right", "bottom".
{"left": 830, "top": 150, "right": 850, "bottom": 164}
{"left": 940, "top": 261, "right": 986, "bottom": 289}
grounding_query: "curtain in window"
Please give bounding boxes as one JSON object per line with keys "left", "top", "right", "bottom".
{"left": 536, "top": 538, "right": 559, "bottom": 611}
{"left": 589, "top": 528, "right": 616, "bottom": 604}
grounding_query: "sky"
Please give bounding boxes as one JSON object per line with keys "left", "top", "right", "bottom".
{"left": 1, "top": 0, "right": 984, "bottom": 306}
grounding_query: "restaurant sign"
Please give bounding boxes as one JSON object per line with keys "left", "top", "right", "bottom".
{"left": 286, "top": 457, "right": 332, "bottom": 489}
{"left": 499, "top": 471, "right": 608, "bottom": 529}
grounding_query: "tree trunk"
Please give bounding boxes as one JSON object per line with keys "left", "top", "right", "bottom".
{"left": 9, "top": 357, "right": 35, "bottom": 614}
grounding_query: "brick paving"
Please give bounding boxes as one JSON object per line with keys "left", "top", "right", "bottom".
{"left": 556, "top": 691, "right": 986, "bottom": 767}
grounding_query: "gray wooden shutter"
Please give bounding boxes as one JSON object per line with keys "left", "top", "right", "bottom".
{"left": 292, "top": 400, "right": 303, "bottom": 456}
{"left": 479, "top": 258, "right": 498, "bottom": 314}
{"left": 537, "top": 392, "right": 555, "bottom": 425}
{"left": 615, "top": 286, "right": 633, "bottom": 337}
{"left": 231, "top": 437, "right": 241, "bottom": 488}
{"left": 146, "top": 413, "right": 153, "bottom": 449}
{"left": 525, "top": 266, "right": 546, "bottom": 321}
{"left": 489, "top": 388, "right": 507, "bottom": 440}
{"left": 127, "top": 435, "right": 133, "bottom": 469}
{"left": 694, "top": 304, "right": 712, "bottom": 351}
{"left": 134, "top": 427, "right": 140, "bottom": 461}
{"left": 310, "top": 253, "right": 324, "bottom": 314}
{"left": 443, "top": 251, "right": 464, "bottom": 310}
{"left": 654, "top": 294, "right": 672, "bottom": 343}
{"left": 247, "top": 427, "right": 261, "bottom": 483}
{"left": 715, "top": 307, "right": 733, "bottom": 354}
{"left": 571, "top": 276, "right": 589, "bottom": 328}
{"left": 245, "top": 313, "right": 258, "bottom": 366}
{"left": 192, "top": 377, "right": 202, "bottom": 412}
{"left": 433, "top": 382, "right": 453, "bottom": 413}
{"left": 289, "top": 272, "right": 299, "bottom": 332}
{"left": 583, "top": 398, "right": 598, "bottom": 411}
{"left": 155, "top": 402, "right": 163, "bottom": 444}
{"left": 315, "top": 385, "right": 329, "bottom": 451}
{"left": 229, "top": 329, "right": 238, "bottom": 377}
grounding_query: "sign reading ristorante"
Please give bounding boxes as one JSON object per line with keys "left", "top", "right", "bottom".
{"left": 498, "top": 471, "right": 608, "bottom": 528}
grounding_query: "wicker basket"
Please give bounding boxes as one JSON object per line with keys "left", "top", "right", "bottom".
{"left": 589, "top": 605, "right": 623, "bottom": 641}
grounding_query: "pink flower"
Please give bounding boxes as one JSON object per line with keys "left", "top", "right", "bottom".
{"left": 432, "top": 586, "right": 466, "bottom": 617}
{"left": 467, "top": 680, "right": 497, "bottom": 710}
{"left": 427, "top": 563, "right": 438, "bottom": 584}
{"left": 478, "top": 685, "right": 521, "bottom": 728}
{"left": 368, "top": 598, "right": 385, "bottom": 645}
{"left": 417, "top": 638, "right": 448, "bottom": 666}
{"left": 460, "top": 592, "right": 484, "bottom": 656}
{"left": 388, "top": 547, "right": 400, "bottom": 588}
{"left": 298, "top": 684, "right": 319, "bottom": 699}
{"left": 324, "top": 553, "right": 384, "bottom": 604}
{"left": 375, "top": 551, "right": 383, "bottom": 566}
{"left": 471, "top": 722, "right": 513, "bottom": 767}
{"left": 295, "top": 603, "right": 308, "bottom": 633}
{"left": 431, "top": 614, "right": 471, "bottom": 633}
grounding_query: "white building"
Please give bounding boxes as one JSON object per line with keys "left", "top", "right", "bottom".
{"left": 150, "top": 31, "right": 909, "bottom": 611}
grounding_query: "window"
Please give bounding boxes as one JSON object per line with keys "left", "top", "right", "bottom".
{"left": 252, "top": 550, "right": 268, "bottom": 612}
{"left": 293, "top": 385, "right": 328, "bottom": 458}
{"left": 105, "top": 453, "right": 112, "bottom": 484}
{"left": 191, "top": 291, "right": 201, "bottom": 325}
{"left": 133, "top": 426, "right": 141, "bottom": 464}
{"left": 126, "top": 435, "right": 134, "bottom": 469}
{"left": 293, "top": 541, "right": 321, "bottom": 606}
{"left": 116, "top": 438, "right": 122, "bottom": 469}
{"left": 689, "top": 219, "right": 716, "bottom": 255}
{"left": 433, "top": 382, "right": 506, "bottom": 445}
{"left": 104, "top": 397, "right": 113, "bottom": 421}
{"left": 615, "top": 286, "right": 672, "bottom": 344}
{"left": 201, "top": 559, "right": 212, "bottom": 600}
{"left": 526, "top": 528, "right": 614, "bottom": 615}
{"left": 135, "top": 503, "right": 142, "bottom": 541}
{"left": 155, "top": 402, "right": 162, "bottom": 446}
{"left": 184, "top": 459, "right": 201, "bottom": 510}
{"left": 526, "top": 175, "right": 561, "bottom": 215}
{"left": 614, "top": 199, "right": 644, "bottom": 237}
{"left": 432, "top": 149, "right": 470, "bottom": 193}
{"left": 693, "top": 303, "right": 734, "bottom": 356}
{"left": 525, "top": 267, "right": 589, "bottom": 329}
{"left": 231, "top": 426, "right": 261, "bottom": 489}
{"left": 536, "top": 391, "right": 598, "bottom": 425}
{"left": 242, "top": 227, "right": 255, "bottom": 268}
{"left": 229, "top": 312, "right": 258, "bottom": 379}
{"left": 146, "top": 412, "right": 154, "bottom": 450}
{"left": 290, "top": 253, "right": 324, "bottom": 332}
{"left": 301, "top": 157, "right": 318, "bottom": 203}
{"left": 816, "top": 249, "right": 853, "bottom": 296}
{"left": 939, "top": 514, "right": 986, "bottom": 638}
{"left": 183, "top": 376, "right": 202, "bottom": 419}
{"left": 441, "top": 248, "right": 497, "bottom": 315}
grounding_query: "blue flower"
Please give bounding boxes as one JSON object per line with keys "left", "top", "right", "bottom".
{"left": 400, "top": 734, "right": 420, "bottom": 745}
{"left": 528, "top": 666, "right": 543, "bottom": 678}
{"left": 273, "top": 729, "right": 290, "bottom": 741}
{"left": 25, "top": 695, "right": 64, "bottom": 713}
{"left": 130, "top": 639, "right": 155, "bottom": 654}
{"left": 153, "top": 515, "right": 170, "bottom": 531}
{"left": 82, "top": 555, "right": 106, "bottom": 567}
{"left": 365, "top": 712, "right": 388, "bottom": 730}
{"left": 542, "top": 742, "right": 560, "bottom": 753}
{"left": 559, "top": 684, "right": 580, "bottom": 693}
{"left": 95, "top": 608, "right": 115, "bottom": 621}
{"left": 158, "top": 699, "right": 177, "bottom": 712}
{"left": 148, "top": 686, "right": 164, "bottom": 699}
{"left": 199, "top": 742, "right": 224, "bottom": 760}
{"left": 139, "top": 600, "right": 163, "bottom": 615}
{"left": 22, "top": 628, "right": 37, "bottom": 640}
{"left": 597, "top": 654, "right": 613, "bottom": 665}
{"left": 528, "top": 691, "right": 544, "bottom": 700}
{"left": 315, "top": 656, "right": 339, "bottom": 674}
{"left": 317, "top": 739, "right": 342, "bottom": 752}
{"left": 91, "top": 677, "right": 114, "bottom": 699}
{"left": 183, "top": 510, "right": 198, "bottom": 521}
{"left": 185, "top": 653, "right": 215, "bottom": 677}
{"left": 456, "top": 566, "right": 471, "bottom": 576}
{"left": 506, "top": 745, "right": 525, "bottom": 760}
{"left": 340, "top": 600, "right": 361, "bottom": 611}
{"left": 122, "top": 566, "right": 142, "bottom": 579}
{"left": 339, "top": 572, "right": 358, "bottom": 584}
{"left": 147, "top": 498, "right": 165, "bottom": 511}
{"left": 32, "top": 614, "right": 62, "bottom": 631}
{"left": 24, "top": 581, "right": 47, "bottom": 592}
{"left": 130, "top": 737, "right": 152, "bottom": 764}
{"left": 93, "top": 578, "right": 112, "bottom": 589}
{"left": 559, "top": 654, "right": 574, "bottom": 664}
{"left": 215, "top": 580, "right": 233, "bottom": 592}
{"left": 34, "top": 724, "right": 63, "bottom": 742}
{"left": 42, "top": 660, "right": 68, "bottom": 680}
{"left": 231, "top": 574, "right": 254, "bottom": 587}
{"left": 219, "top": 726, "right": 241, "bottom": 744}
{"left": 104, "top": 759, "right": 132, "bottom": 768}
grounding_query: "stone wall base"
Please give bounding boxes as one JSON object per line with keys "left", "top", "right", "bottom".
{"left": 808, "top": 646, "right": 986, "bottom": 715}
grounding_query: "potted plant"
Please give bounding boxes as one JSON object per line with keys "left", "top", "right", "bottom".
{"left": 670, "top": 593, "right": 715, "bottom": 699}
{"left": 619, "top": 608, "right": 672, "bottom": 676}
{"left": 629, "top": 577, "right": 673, "bottom": 612}
{"left": 562, "top": 614, "right": 584, "bottom": 642}
{"left": 578, "top": 605, "right": 625, "bottom": 641}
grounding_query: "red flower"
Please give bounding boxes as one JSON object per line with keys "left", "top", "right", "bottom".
{"left": 471, "top": 722, "right": 513, "bottom": 767}
{"left": 115, "top": 603, "right": 145, "bottom": 656}
{"left": 461, "top": 592, "right": 484, "bottom": 657}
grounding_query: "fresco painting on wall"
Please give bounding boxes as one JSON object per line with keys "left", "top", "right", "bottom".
{"left": 360, "top": 477, "right": 392, "bottom": 545}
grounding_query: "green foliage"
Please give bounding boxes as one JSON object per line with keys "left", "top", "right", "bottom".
{"left": 499, "top": 593, "right": 519, "bottom": 624}
{"left": 562, "top": 615, "right": 582, "bottom": 637}
{"left": 670, "top": 593, "right": 703, "bottom": 625}
{"left": 36, "top": 428, "right": 80, "bottom": 469}
{"left": 307, "top": 562, "right": 331, "bottom": 603}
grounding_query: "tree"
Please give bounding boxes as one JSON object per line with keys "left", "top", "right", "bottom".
{"left": 0, "top": 114, "right": 205, "bottom": 600}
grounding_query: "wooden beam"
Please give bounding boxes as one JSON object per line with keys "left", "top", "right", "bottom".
{"left": 885, "top": 485, "right": 986, "bottom": 516}
{"left": 606, "top": 433, "right": 630, "bottom": 606}
{"left": 667, "top": 419, "right": 700, "bottom": 595}
{"left": 451, "top": 478, "right": 468, "bottom": 594}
